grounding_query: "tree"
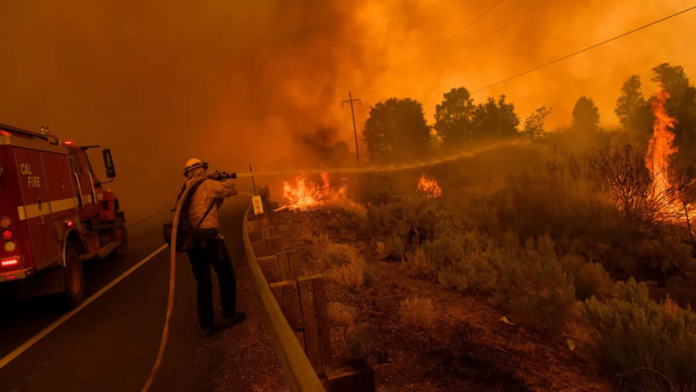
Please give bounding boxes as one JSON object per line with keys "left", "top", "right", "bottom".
{"left": 434, "top": 87, "right": 476, "bottom": 144}
{"left": 522, "top": 106, "right": 552, "bottom": 140}
{"left": 471, "top": 95, "right": 520, "bottom": 139}
{"left": 571, "top": 96, "right": 600, "bottom": 132}
{"left": 651, "top": 63, "right": 696, "bottom": 148}
{"left": 615, "top": 75, "right": 653, "bottom": 136}
{"left": 363, "top": 98, "right": 431, "bottom": 164}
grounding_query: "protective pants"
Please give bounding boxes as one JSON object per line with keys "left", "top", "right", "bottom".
{"left": 186, "top": 237, "right": 237, "bottom": 329}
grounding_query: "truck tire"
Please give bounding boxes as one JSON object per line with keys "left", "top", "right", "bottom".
{"left": 112, "top": 218, "right": 129, "bottom": 259}
{"left": 63, "top": 243, "right": 84, "bottom": 308}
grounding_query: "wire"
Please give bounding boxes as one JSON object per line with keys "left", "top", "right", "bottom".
{"left": 126, "top": 181, "right": 187, "bottom": 228}
{"left": 400, "top": 0, "right": 506, "bottom": 75}
{"left": 423, "top": 4, "right": 696, "bottom": 112}
{"left": 457, "top": 0, "right": 552, "bottom": 55}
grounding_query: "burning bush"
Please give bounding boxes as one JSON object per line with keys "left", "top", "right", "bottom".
{"left": 582, "top": 278, "right": 696, "bottom": 391}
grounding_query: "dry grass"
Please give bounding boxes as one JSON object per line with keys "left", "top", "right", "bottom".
{"left": 328, "top": 302, "right": 358, "bottom": 327}
{"left": 328, "top": 263, "right": 365, "bottom": 290}
{"left": 311, "top": 234, "right": 365, "bottom": 268}
{"left": 399, "top": 297, "right": 436, "bottom": 332}
{"left": 346, "top": 324, "right": 375, "bottom": 360}
{"left": 374, "top": 240, "right": 389, "bottom": 259}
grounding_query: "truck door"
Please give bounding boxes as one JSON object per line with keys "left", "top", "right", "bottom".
{"left": 42, "top": 152, "right": 79, "bottom": 221}
{"left": 68, "top": 149, "right": 99, "bottom": 221}
{"left": 14, "top": 148, "right": 59, "bottom": 269}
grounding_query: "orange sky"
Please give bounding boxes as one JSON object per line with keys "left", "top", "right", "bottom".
{"left": 1, "top": 0, "right": 694, "bottom": 218}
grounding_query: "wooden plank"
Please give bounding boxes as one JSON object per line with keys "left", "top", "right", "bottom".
{"left": 252, "top": 240, "right": 270, "bottom": 258}
{"left": 298, "top": 274, "right": 332, "bottom": 376}
{"left": 258, "top": 255, "right": 282, "bottom": 284}
{"left": 249, "top": 229, "right": 264, "bottom": 242}
{"left": 258, "top": 213, "right": 271, "bottom": 228}
{"left": 266, "top": 236, "right": 284, "bottom": 255}
{"left": 271, "top": 280, "right": 304, "bottom": 331}
{"left": 262, "top": 226, "right": 277, "bottom": 240}
{"left": 325, "top": 359, "right": 376, "bottom": 392}
{"left": 277, "top": 250, "right": 298, "bottom": 280}
{"left": 248, "top": 220, "right": 260, "bottom": 232}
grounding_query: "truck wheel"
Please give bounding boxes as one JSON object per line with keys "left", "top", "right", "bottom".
{"left": 112, "top": 218, "right": 128, "bottom": 259}
{"left": 63, "top": 243, "right": 84, "bottom": 308}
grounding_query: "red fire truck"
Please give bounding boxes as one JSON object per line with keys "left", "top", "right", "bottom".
{"left": 0, "top": 123, "right": 127, "bottom": 307}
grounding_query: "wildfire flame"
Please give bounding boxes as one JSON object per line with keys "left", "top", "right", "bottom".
{"left": 275, "top": 173, "right": 354, "bottom": 211}
{"left": 644, "top": 90, "right": 695, "bottom": 227}
{"left": 418, "top": 175, "right": 442, "bottom": 198}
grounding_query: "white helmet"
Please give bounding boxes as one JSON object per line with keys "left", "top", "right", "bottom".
{"left": 183, "top": 158, "right": 208, "bottom": 176}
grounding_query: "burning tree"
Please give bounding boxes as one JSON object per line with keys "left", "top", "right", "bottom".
{"left": 586, "top": 90, "right": 696, "bottom": 233}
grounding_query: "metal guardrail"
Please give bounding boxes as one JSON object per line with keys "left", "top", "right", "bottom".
{"left": 242, "top": 207, "right": 325, "bottom": 392}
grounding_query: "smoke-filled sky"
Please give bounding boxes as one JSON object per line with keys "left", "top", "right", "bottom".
{"left": 1, "top": 0, "right": 695, "bottom": 218}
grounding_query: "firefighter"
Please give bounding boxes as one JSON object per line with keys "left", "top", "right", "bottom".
{"left": 183, "top": 158, "right": 246, "bottom": 338}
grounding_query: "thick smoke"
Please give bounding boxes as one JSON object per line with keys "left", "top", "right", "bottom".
{"left": 1, "top": 0, "right": 693, "bottom": 219}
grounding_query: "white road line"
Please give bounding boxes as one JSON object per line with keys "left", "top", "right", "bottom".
{"left": 0, "top": 244, "right": 168, "bottom": 370}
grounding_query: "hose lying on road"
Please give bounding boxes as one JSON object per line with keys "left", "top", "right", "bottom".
{"left": 140, "top": 182, "right": 192, "bottom": 392}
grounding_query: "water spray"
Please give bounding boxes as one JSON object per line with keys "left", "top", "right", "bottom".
{"left": 234, "top": 138, "right": 527, "bottom": 178}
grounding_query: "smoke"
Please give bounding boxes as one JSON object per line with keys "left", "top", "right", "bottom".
{"left": 1, "top": 0, "right": 694, "bottom": 219}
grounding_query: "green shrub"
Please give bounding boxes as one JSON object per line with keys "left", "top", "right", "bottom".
{"left": 582, "top": 278, "right": 696, "bottom": 391}
{"left": 365, "top": 195, "right": 455, "bottom": 251}
{"left": 492, "top": 249, "right": 577, "bottom": 334}
{"left": 630, "top": 236, "right": 694, "bottom": 275}
{"left": 359, "top": 174, "right": 397, "bottom": 206}
{"left": 559, "top": 254, "right": 615, "bottom": 301}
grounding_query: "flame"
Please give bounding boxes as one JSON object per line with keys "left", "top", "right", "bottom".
{"left": 275, "top": 173, "right": 360, "bottom": 211}
{"left": 418, "top": 175, "right": 442, "bottom": 198}
{"left": 644, "top": 90, "right": 695, "bottom": 227}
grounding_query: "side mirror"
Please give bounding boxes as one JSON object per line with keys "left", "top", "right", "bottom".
{"left": 103, "top": 149, "right": 116, "bottom": 178}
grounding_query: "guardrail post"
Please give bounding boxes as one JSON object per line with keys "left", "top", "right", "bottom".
{"left": 298, "top": 274, "right": 332, "bottom": 377}
{"left": 258, "top": 255, "right": 283, "bottom": 284}
{"left": 277, "top": 250, "right": 298, "bottom": 281}
{"left": 265, "top": 236, "right": 284, "bottom": 255}
{"left": 262, "top": 226, "right": 277, "bottom": 240}
{"left": 252, "top": 240, "right": 270, "bottom": 257}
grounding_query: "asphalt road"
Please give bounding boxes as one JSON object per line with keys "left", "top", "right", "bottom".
{"left": 0, "top": 197, "right": 250, "bottom": 392}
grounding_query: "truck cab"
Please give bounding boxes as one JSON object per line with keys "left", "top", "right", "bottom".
{"left": 0, "top": 124, "right": 127, "bottom": 307}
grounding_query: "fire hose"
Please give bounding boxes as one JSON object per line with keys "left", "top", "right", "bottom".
{"left": 139, "top": 173, "right": 269, "bottom": 392}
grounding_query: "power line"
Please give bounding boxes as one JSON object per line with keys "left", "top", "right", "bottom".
{"left": 458, "top": 0, "right": 552, "bottom": 55}
{"left": 423, "top": 4, "right": 696, "bottom": 112}
{"left": 400, "top": 0, "right": 506, "bottom": 75}
{"left": 404, "top": 0, "right": 474, "bottom": 56}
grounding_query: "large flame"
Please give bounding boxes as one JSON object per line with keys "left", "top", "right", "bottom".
{"left": 417, "top": 175, "right": 442, "bottom": 198}
{"left": 644, "top": 90, "right": 695, "bottom": 227}
{"left": 275, "top": 173, "right": 356, "bottom": 211}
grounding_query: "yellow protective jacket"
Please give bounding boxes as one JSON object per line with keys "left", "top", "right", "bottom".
{"left": 186, "top": 176, "right": 238, "bottom": 230}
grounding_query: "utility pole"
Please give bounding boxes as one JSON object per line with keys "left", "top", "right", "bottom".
{"left": 342, "top": 91, "right": 361, "bottom": 166}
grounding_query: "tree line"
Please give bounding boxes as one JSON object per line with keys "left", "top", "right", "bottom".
{"left": 362, "top": 63, "right": 696, "bottom": 164}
